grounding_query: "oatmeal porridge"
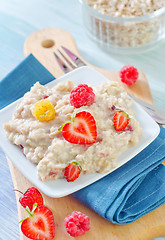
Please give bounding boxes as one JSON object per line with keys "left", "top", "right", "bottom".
{"left": 4, "top": 80, "right": 142, "bottom": 181}
{"left": 83, "top": 0, "right": 165, "bottom": 48}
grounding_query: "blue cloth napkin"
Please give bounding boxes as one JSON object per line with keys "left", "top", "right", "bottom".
{"left": 0, "top": 54, "right": 55, "bottom": 109}
{"left": 73, "top": 130, "right": 165, "bottom": 224}
{"left": 0, "top": 54, "right": 165, "bottom": 225}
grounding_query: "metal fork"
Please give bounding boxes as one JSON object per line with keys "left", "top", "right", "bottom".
{"left": 53, "top": 46, "right": 165, "bottom": 125}
{"left": 54, "top": 46, "right": 86, "bottom": 73}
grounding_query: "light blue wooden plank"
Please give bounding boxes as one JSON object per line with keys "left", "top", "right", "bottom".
{"left": 0, "top": 148, "right": 20, "bottom": 239}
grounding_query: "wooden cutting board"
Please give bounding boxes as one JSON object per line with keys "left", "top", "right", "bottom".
{"left": 8, "top": 28, "right": 165, "bottom": 240}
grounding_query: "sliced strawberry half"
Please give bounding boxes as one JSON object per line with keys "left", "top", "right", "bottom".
{"left": 64, "top": 160, "right": 81, "bottom": 182}
{"left": 114, "top": 111, "right": 129, "bottom": 131}
{"left": 62, "top": 111, "right": 97, "bottom": 144}
{"left": 21, "top": 205, "right": 55, "bottom": 240}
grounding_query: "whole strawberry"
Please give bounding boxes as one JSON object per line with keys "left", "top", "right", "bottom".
{"left": 17, "top": 187, "right": 44, "bottom": 211}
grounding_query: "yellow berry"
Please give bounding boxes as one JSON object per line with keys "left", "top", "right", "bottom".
{"left": 32, "top": 99, "right": 55, "bottom": 122}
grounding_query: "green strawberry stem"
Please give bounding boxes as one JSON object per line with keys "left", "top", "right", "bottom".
{"left": 68, "top": 160, "right": 82, "bottom": 171}
{"left": 114, "top": 108, "right": 131, "bottom": 120}
{"left": 58, "top": 108, "right": 83, "bottom": 131}
{"left": 31, "top": 203, "right": 38, "bottom": 213}
{"left": 26, "top": 206, "right": 33, "bottom": 217}
{"left": 19, "top": 203, "right": 38, "bottom": 224}
{"left": 58, "top": 122, "right": 70, "bottom": 131}
{"left": 71, "top": 108, "right": 81, "bottom": 122}
{"left": 19, "top": 217, "right": 29, "bottom": 224}
{"left": 25, "top": 203, "right": 38, "bottom": 216}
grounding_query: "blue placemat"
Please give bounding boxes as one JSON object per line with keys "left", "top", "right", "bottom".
{"left": 0, "top": 54, "right": 165, "bottom": 225}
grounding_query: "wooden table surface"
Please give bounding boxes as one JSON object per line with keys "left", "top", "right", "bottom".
{"left": 0, "top": 1, "right": 165, "bottom": 240}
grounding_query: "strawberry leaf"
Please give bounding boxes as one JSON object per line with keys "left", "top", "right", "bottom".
{"left": 71, "top": 108, "right": 82, "bottom": 122}
{"left": 19, "top": 217, "right": 29, "bottom": 224}
{"left": 25, "top": 206, "right": 33, "bottom": 216}
{"left": 58, "top": 122, "right": 70, "bottom": 131}
{"left": 69, "top": 160, "right": 82, "bottom": 171}
{"left": 31, "top": 203, "right": 38, "bottom": 214}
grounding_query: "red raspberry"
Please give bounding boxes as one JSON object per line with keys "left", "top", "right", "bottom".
{"left": 64, "top": 211, "right": 90, "bottom": 237}
{"left": 70, "top": 84, "right": 95, "bottom": 108}
{"left": 120, "top": 65, "right": 139, "bottom": 85}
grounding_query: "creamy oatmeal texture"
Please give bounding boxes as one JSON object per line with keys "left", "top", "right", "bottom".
{"left": 85, "top": 0, "right": 165, "bottom": 47}
{"left": 4, "top": 80, "right": 142, "bottom": 181}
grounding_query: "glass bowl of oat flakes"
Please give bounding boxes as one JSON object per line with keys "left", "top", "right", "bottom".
{"left": 80, "top": 0, "right": 165, "bottom": 53}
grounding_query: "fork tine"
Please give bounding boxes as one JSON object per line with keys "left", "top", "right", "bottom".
{"left": 61, "top": 46, "right": 86, "bottom": 67}
{"left": 57, "top": 49, "right": 76, "bottom": 69}
{"left": 53, "top": 52, "right": 70, "bottom": 73}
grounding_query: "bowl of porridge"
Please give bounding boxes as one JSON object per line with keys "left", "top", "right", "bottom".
{"left": 0, "top": 67, "right": 160, "bottom": 197}
{"left": 4, "top": 79, "right": 142, "bottom": 181}
{"left": 80, "top": 0, "right": 165, "bottom": 53}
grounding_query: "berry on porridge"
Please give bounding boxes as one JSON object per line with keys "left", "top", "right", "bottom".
{"left": 32, "top": 99, "right": 56, "bottom": 122}
{"left": 4, "top": 80, "right": 142, "bottom": 181}
{"left": 60, "top": 110, "right": 97, "bottom": 145}
{"left": 70, "top": 84, "right": 95, "bottom": 108}
{"left": 113, "top": 111, "right": 129, "bottom": 131}
{"left": 64, "top": 160, "right": 82, "bottom": 182}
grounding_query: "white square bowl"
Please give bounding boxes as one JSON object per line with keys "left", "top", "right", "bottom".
{"left": 0, "top": 66, "right": 160, "bottom": 197}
